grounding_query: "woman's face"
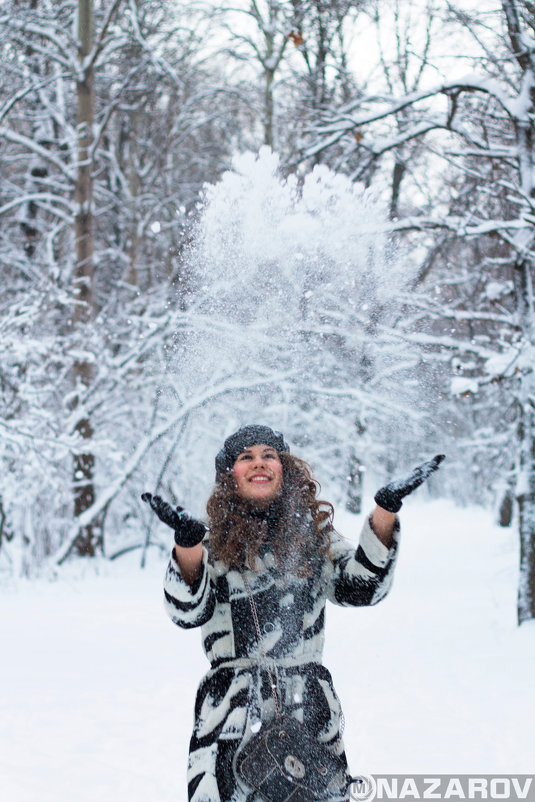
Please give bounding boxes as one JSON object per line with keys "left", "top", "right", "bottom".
{"left": 232, "top": 444, "right": 283, "bottom": 506}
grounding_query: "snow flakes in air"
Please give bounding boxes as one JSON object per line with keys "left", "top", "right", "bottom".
{"left": 194, "top": 147, "right": 408, "bottom": 312}
{"left": 167, "top": 146, "right": 412, "bottom": 417}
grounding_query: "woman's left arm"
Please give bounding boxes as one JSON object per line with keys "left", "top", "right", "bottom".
{"left": 369, "top": 454, "right": 445, "bottom": 548}
{"left": 370, "top": 505, "right": 397, "bottom": 547}
{"left": 326, "top": 455, "right": 445, "bottom": 607}
{"left": 326, "top": 515, "right": 399, "bottom": 608}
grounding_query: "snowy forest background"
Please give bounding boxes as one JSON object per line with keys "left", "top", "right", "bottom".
{"left": 1, "top": 0, "right": 535, "bottom": 625}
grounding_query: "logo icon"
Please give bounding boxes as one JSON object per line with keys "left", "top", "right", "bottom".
{"left": 350, "top": 775, "right": 376, "bottom": 801}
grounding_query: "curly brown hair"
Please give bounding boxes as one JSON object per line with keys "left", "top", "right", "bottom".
{"left": 206, "top": 452, "right": 334, "bottom": 576}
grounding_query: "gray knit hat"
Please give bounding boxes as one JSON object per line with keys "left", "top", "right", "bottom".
{"left": 215, "top": 425, "right": 289, "bottom": 480}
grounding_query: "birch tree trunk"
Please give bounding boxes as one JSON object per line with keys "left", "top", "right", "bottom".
{"left": 514, "top": 251, "right": 535, "bottom": 625}
{"left": 501, "top": 0, "right": 535, "bottom": 622}
{"left": 72, "top": 0, "right": 98, "bottom": 556}
{"left": 126, "top": 108, "right": 140, "bottom": 287}
{"left": 517, "top": 393, "right": 535, "bottom": 624}
{"left": 264, "top": 65, "right": 275, "bottom": 148}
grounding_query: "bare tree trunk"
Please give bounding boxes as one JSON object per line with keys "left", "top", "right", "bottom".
{"left": 126, "top": 109, "right": 140, "bottom": 286}
{"left": 515, "top": 256, "right": 535, "bottom": 622}
{"left": 124, "top": 0, "right": 141, "bottom": 287}
{"left": 0, "top": 498, "right": 14, "bottom": 553}
{"left": 264, "top": 67, "right": 274, "bottom": 147}
{"left": 502, "top": 0, "right": 535, "bottom": 623}
{"left": 498, "top": 489, "right": 513, "bottom": 527}
{"left": 346, "top": 418, "right": 366, "bottom": 514}
{"left": 390, "top": 159, "right": 405, "bottom": 220}
{"left": 516, "top": 400, "right": 535, "bottom": 623}
{"left": 346, "top": 452, "right": 363, "bottom": 514}
{"left": 72, "top": 0, "right": 99, "bottom": 556}
{"left": 17, "top": 0, "right": 49, "bottom": 258}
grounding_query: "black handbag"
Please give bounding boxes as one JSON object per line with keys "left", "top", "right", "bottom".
{"left": 236, "top": 573, "right": 352, "bottom": 801}
{"left": 236, "top": 713, "right": 350, "bottom": 801}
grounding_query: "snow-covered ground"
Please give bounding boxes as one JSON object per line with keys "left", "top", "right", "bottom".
{"left": 1, "top": 499, "right": 533, "bottom": 801}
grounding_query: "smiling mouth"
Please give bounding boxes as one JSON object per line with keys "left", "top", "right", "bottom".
{"left": 249, "top": 475, "right": 271, "bottom": 483}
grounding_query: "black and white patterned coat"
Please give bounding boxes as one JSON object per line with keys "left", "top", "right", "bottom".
{"left": 163, "top": 515, "right": 399, "bottom": 802}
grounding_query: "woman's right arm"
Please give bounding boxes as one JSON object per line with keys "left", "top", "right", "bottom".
{"left": 163, "top": 543, "right": 216, "bottom": 629}
{"left": 175, "top": 542, "right": 203, "bottom": 585}
{"left": 141, "top": 492, "right": 215, "bottom": 627}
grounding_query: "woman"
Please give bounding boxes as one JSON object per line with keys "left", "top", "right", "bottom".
{"left": 143, "top": 425, "right": 444, "bottom": 802}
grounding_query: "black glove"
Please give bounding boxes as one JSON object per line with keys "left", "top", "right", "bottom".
{"left": 141, "top": 493, "right": 206, "bottom": 547}
{"left": 374, "top": 454, "right": 446, "bottom": 513}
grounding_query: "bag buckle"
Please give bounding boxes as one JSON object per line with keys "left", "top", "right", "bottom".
{"left": 284, "top": 754, "right": 306, "bottom": 779}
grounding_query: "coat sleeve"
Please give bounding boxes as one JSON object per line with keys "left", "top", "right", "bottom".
{"left": 326, "top": 514, "right": 399, "bottom": 607}
{"left": 163, "top": 545, "right": 216, "bottom": 629}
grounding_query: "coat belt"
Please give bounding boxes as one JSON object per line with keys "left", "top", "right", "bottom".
{"left": 209, "top": 654, "right": 322, "bottom": 672}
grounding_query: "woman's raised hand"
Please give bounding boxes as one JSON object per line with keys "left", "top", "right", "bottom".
{"left": 141, "top": 493, "right": 206, "bottom": 547}
{"left": 374, "top": 455, "right": 445, "bottom": 513}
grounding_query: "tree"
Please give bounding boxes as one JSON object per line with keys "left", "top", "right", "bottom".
{"left": 72, "top": 0, "right": 99, "bottom": 555}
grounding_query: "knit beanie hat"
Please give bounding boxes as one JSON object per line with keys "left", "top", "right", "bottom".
{"left": 215, "top": 425, "right": 289, "bottom": 480}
